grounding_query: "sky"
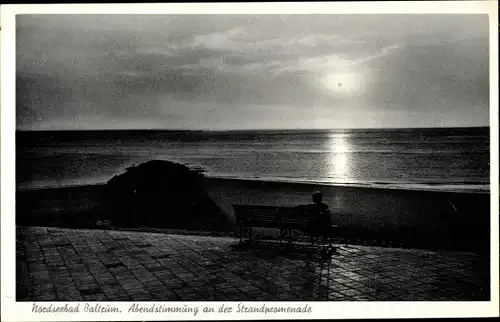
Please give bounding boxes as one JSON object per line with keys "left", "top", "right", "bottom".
{"left": 16, "top": 14, "right": 489, "bottom": 130}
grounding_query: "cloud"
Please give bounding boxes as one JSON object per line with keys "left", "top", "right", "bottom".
{"left": 188, "top": 27, "right": 247, "bottom": 51}
{"left": 269, "top": 43, "right": 402, "bottom": 78}
{"left": 16, "top": 14, "right": 490, "bottom": 130}
{"left": 354, "top": 44, "right": 402, "bottom": 65}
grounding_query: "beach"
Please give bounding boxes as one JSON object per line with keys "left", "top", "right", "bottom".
{"left": 16, "top": 177, "right": 490, "bottom": 253}
{"left": 204, "top": 178, "right": 490, "bottom": 253}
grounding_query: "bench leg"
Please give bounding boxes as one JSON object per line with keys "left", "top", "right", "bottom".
{"left": 239, "top": 226, "right": 244, "bottom": 244}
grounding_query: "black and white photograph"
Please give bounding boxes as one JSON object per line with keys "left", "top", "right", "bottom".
{"left": 2, "top": 2, "right": 499, "bottom": 320}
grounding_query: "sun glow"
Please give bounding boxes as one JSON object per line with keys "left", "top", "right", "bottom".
{"left": 321, "top": 71, "right": 365, "bottom": 96}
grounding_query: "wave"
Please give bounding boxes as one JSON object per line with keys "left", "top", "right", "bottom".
{"left": 21, "top": 146, "right": 489, "bottom": 156}
{"left": 206, "top": 173, "right": 490, "bottom": 193}
{"left": 16, "top": 127, "right": 490, "bottom": 194}
{"left": 16, "top": 170, "right": 490, "bottom": 194}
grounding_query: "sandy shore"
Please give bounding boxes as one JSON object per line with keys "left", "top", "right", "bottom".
{"left": 16, "top": 177, "right": 490, "bottom": 253}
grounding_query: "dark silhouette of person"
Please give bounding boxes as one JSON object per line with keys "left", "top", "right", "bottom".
{"left": 296, "top": 191, "right": 333, "bottom": 244}
{"left": 309, "top": 191, "right": 333, "bottom": 242}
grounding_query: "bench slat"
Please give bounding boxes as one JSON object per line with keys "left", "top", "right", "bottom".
{"left": 234, "top": 204, "right": 329, "bottom": 230}
{"left": 234, "top": 204, "right": 341, "bottom": 248}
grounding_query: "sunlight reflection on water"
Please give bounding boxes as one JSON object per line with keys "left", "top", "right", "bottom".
{"left": 327, "top": 133, "right": 352, "bottom": 183}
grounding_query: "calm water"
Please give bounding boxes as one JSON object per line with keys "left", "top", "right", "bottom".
{"left": 16, "top": 127, "right": 490, "bottom": 192}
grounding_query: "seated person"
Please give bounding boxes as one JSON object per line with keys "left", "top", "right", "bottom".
{"left": 295, "top": 191, "right": 333, "bottom": 242}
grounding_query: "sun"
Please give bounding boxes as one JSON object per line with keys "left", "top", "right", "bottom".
{"left": 321, "top": 71, "right": 365, "bottom": 96}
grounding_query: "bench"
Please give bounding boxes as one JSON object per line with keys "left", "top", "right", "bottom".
{"left": 233, "top": 204, "right": 339, "bottom": 247}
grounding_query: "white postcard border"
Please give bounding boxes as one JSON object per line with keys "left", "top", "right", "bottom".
{"left": 1, "top": 2, "right": 498, "bottom": 321}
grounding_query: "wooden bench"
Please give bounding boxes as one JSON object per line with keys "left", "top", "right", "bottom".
{"left": 233, "top": 204, "right": 339, "bottom": 247}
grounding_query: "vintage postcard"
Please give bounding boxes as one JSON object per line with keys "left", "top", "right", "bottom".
{"left": 1, "top": 1, "right": 499, "bottom": 321}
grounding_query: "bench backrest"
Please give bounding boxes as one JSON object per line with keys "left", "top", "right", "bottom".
{"left": 233, "top": 205, "right": 282, "bottom": 223}
{"left": 233, "top": 204, "right": 311, "bottom": 227}
{"left": 281, "top": 209, "right": 310, "bottom": 226}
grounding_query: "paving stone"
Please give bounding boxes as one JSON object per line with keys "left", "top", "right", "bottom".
{"left": 16, "top": 226, "right": 490, "bottom": 301}
{"left": 34, "top": 294, "right": 58, "bottom": 301}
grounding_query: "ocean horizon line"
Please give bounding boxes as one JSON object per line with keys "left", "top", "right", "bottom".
{"left": 15, "top": 125, "right": 490, "bottom": 133}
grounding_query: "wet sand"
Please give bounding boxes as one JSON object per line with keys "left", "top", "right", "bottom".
{"left": 204, "top": 178, "right": 490, "bottom": 253}
{"left": 16, "top": 177, "right": 490, "bottom": 253}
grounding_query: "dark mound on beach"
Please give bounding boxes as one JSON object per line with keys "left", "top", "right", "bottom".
{"left": 16, "top": 160, "right": 234, "bottom": 232}
{"left": 104, "top": 160, "right": 233, "bottom": 231}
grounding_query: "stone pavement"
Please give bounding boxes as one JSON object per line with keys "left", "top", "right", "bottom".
{"left": 16, "top": 226, "right": 490, "bottom": 301}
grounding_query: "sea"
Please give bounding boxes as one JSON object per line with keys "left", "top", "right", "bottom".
{"left": 16, "top": 127, "right": 490, "bottom": 193}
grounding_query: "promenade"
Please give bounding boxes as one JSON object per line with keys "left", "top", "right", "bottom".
{"left": 16, "top": 226, "right": 490, "bottom": 301}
